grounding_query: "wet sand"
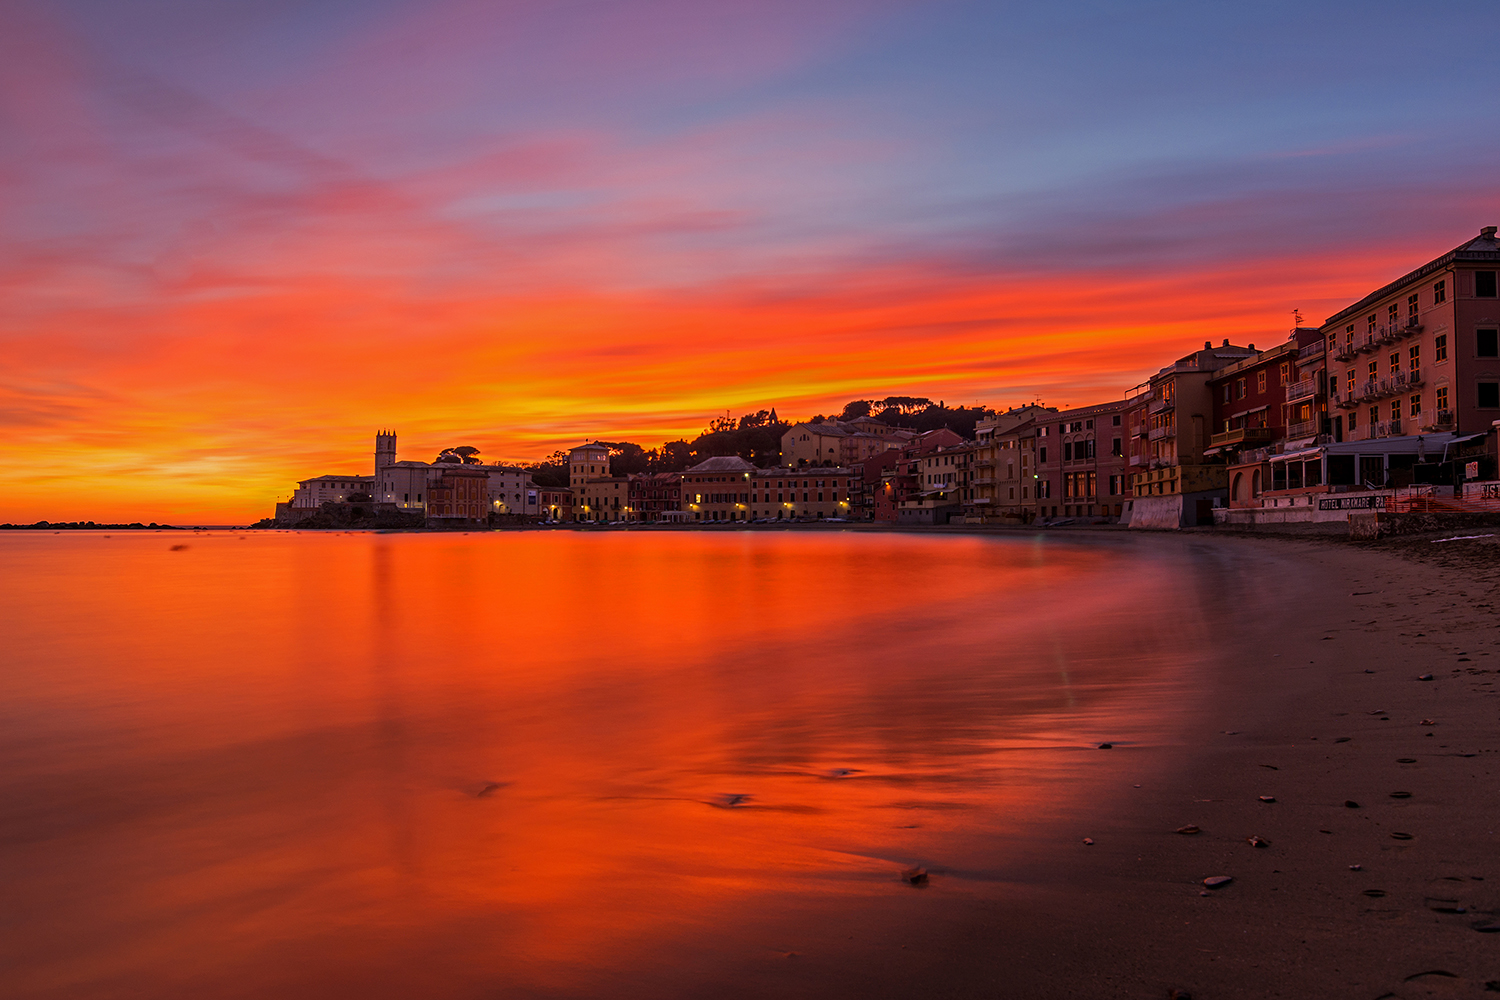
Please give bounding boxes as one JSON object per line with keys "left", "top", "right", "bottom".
{"left": 892, "top": 533, "right": 1500, "bottom": 999}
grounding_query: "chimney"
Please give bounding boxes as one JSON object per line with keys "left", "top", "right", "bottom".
{"left": 1484, "top": 226, "right": 1498, "bottom": 239}
{"left": 1222, "top": 338, "right": 1229, "bottom": 347}
{"left": 1248, "top": 343, "right": 1255, "bottom": 350}
{"left": 1204, "top": 341, "right": 1211, "bottom": 350}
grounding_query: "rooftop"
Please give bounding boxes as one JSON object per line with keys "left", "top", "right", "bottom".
{"left": 1324, "top": 226, "right": 1500, "bottom": 327}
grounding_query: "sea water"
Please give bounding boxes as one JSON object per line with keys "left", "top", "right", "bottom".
{"left": 0, "top": 530, "right": 1213, "bottom": 998}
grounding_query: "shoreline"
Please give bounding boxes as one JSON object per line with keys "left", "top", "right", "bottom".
{"left": 914, "top": 532, "right": 1500, "bottom": 999}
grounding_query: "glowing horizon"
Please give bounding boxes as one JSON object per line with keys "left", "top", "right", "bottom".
{"left": 4, "top": 0, "right": 1498, "bottom": 523}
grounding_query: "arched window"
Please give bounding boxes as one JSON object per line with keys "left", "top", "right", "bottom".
{"left": 1251, "top": 468, "right": 1262, "bottom": 496}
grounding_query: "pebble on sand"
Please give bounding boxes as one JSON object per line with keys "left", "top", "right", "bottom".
{"left": 1202, "top": 876, "right": 1233, "bottom": 889}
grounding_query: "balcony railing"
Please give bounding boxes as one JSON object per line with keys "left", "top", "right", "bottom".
{"left": 1286, "top": 419, "right": 1318, "bottom": 440}
{"left": 1147, "top": 425, "right": 1174, "bottom": 441}
{"left": 1285, "top": 378, "right": 1318, "bottom": 401}
{"left": 1369, "top": 419, "right": 1404, "bottom": 439}
{"left": 1334, "top": 342, "right": 1359, "bottom": 362}
{"left": 1209, "top": 426, "right": 1276, "bottom": 448}
{"left": 1297, "top": 341, "right": 1326, "bottom": 361}
{"left": 1419, "top": 409, "right": 1455, "bottom": 432}
{"left": 1148, "top": 396, "right": 1175, "bottom": 414}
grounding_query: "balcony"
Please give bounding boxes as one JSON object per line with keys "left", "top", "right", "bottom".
{"left": 1332, "top": 391, "right": 1356, "bottom": 410}
{"left": 1333, "top": 343, "right": 1359, "bottom": 362}
{"left": 1285, "top": 378, "right": 1318, "bottom": 402}
{"left": 1297, "top": 341, "right": 1326, "bottom": 361}
{"left": 1419, "top": 409, "right": 1455, "bottom": 432}
{"left": 970, "top": 475, "right": 996, "bottom": 485}
{"left": 1209, "top": 426, "right": 1276, "bottom": 448}
{"left": 1286, "top": 419, "right": 1318, "bottom": 440}
{"left": 1147, "top": 425, "right": 1174, "bottom": 441}
{"left": 1148, "top": 396, "right": 1175, "bottom": 414}
{"left": 1356, "top": 333, "right": 1382, "bottom": 354}
{"left": 1369, "top": 419, "right": 1404, "bottom": 439}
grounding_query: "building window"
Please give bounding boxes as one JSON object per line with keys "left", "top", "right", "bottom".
{"left": 1435, "top": 334, "right": 1448, "bottom": 362}
{"left": 1112, "top": 415, "right": 1121, "bottom": 426}
{"left": 1367, "top": 360, "right": 1378, "bottom": 381}
{"left": 1347, "top": 369, "right": 1355, "bottom": 393}
{"left": 1236, "top": 378, "right": 1246, "bottom": 399}
{"left": 1039, "top": 446, "right": 1047, "bottom": 463}
{"left": 1480, "top": 382, "right": 1500, "bottom": 408}
{"left": 1410, "top": 394, "right": 1421, "bottom": 417}
{"left": 1279, "top": 362, "right": 1289, "bottom": 386}
{"left": 1390, "top": 401, "right": 1401, "bottom": 422}
{"left": 1367, "top": 313, "right": 1377, "bottom": 333}
{"left": 1409, "top": 344, "right": 1421, "bottom": 374}
{"left": 1348, "top": 412, "right": 1356, "bottom": 431}
{"left": 1223, "top": 385, "right": 1230, "bottom": 403}
{"left": 1437, "top": 386, "right": 1449, "bottom": 412}
{"left": 1389, "top": 352, "right": 1400, "bottom": 375}
{"left": 1387, "top": 303, "right": 1399, "bottom": 326}
{"left": 1369, "top": 406, "right": 1379, "bottom": 427}
{"left": 1111, "top": 437, "right": 1122, "bottom": 456}
{"left": 1479, "top": 329, "right": 1499, "bottom": 357}
{"left": 1257, "top": 371, "right": 1267, "bottom": 393}
{"left": 1408, "top": 294, "right": 1419, "bottom": 318}
{"left": 1478, "top": 271, "right": 1498, "bottom": 297}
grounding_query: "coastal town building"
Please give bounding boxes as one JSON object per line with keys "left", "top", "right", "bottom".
{"left": 1131, "top": 340, "right": 1257, "bottom": 527}
{"left": 780, "top": 418, "right": 909, "bottom": 468}
{"left": 968, "top": 404, "right": 1055, "bottom": 521}
{"left": 899, "top": 439, "right": 976, "bottom": 524}
{"left": 289, "top": 474, "right": 375, "bottom": 508}
{"left": 628, "top": 472, "right": 683, "bottom": 522}
{"left": 1031, "top": 401, "right": 1128, "bottom": 521}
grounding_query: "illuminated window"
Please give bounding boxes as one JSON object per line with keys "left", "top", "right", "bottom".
{"left": 1437, "top": 386, "right": 1449, "bottom": 411}
{"left": 1435, "top": 335, "right": 1448, "bottom": 362}
{"left": 1409, "top": 344, "right": 1420, "bottom": 373}
{"left": 1257, "top": 371, "right": 1267, "bottom": 393}
{"left": 1390, "top": 401, "right": 1401, "bottom": 422}
{"left": 1390, "top": 352, "right": 1400, "bottom": 375}
{"left": 1410, "top": 394, "right": 1421, "bottom": 417}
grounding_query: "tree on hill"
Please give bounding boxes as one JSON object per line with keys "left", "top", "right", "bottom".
{"left": 436, "top": 445, "right": 482, "bottom": 465}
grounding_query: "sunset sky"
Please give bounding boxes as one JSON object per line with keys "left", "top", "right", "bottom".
{"left": 3, "top": 0, "right": 1498, "bottom": 522}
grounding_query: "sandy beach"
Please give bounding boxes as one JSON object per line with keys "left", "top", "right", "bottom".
{"left": 864, "top": 531, "right": 1500, "bottom": 1000}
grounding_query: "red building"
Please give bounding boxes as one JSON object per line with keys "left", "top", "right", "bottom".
{"left": 628, "top": 472, "right": 682, "bottom": 521}
{"left": 426, "top": 466, "right": 489, "bottom": 523}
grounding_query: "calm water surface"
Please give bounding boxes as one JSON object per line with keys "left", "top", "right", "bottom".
{"left": 0, "top": 530, "right": 1214, "bottom": 998}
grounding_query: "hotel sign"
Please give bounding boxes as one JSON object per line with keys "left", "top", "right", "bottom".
{"left": 1318, "top": 495, "right": 1386, "bottom": 511}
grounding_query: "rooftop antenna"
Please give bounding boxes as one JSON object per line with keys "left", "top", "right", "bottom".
{"left": 1291, "top": 308, "right": 1303, "bottom": 331}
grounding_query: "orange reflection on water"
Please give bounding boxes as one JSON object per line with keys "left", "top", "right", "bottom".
{"left": 0, "top": 531, "right": 1209, "bottom": 998}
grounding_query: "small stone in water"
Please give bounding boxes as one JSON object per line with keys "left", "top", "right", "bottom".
{"left": 1349, "top": 864, "right": 1362, "bottom": 871}
{"left": 1390, "top": 791, "right": 1412, "bottom": 798}
{"left": 1397, "top": 758, "right": 1417, "bottom": 763}
{"left": 1176, "top": 825, "right": 1201, "bottom": 835}
{"left": 1345, "top": 800, "right": 1360, "bottom": 808}
{"left": 1247, "top": 836, "right": 1269, "bottom": 849}
{"left": 901, "top": 867, "right": 928, "bottom": 885}
{"left": 1420, "top": 719, "right": 1436, "bottom": 726}
{"left": 1202, "top": 876, "right": 1233, "bottom": 889}
{"left": 1098, "top": 743, "right": 1113, "bottom": 749}
{"left": 1363, "top": 889, "right": 1387, "bottom": 897}
{"left": 1418, "top": 673, "right": 1434, "bottom": 681}
{"left": 1391, "top": 832, "right": 1414, "bottom": 840}
{"left": 1258, "top": 795, "right": 1276, "bottom": 803}
{"left": 1083, "top": 837, "right": 1094, "bottom": 845}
